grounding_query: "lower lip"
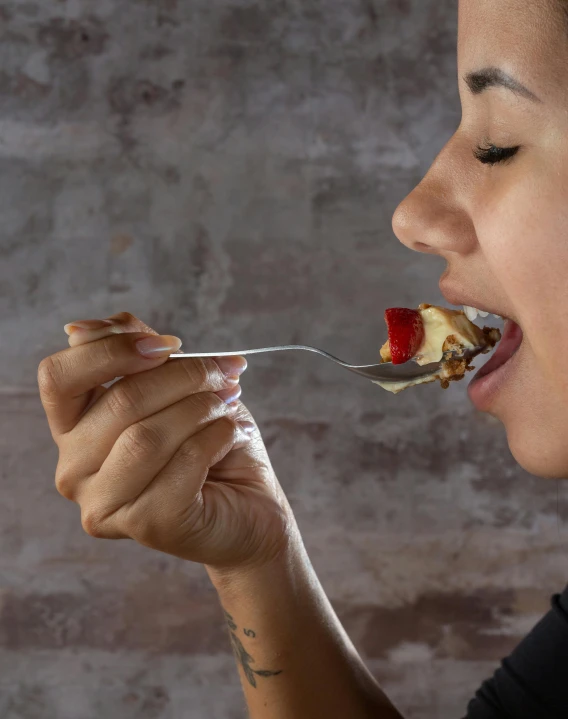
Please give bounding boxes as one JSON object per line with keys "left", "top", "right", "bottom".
{"left": 468, "top": 319, "right": 524, "bottom": 411}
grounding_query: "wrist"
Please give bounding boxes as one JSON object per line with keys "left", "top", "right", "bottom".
{"left": 206, "top": 524, "right": 310, "bottom": 602}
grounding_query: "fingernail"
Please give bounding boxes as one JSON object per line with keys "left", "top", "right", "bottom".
{"left": 216, "top": 384, "right": 243, "bottom": 405}
{"left": 136, "top": 335, "right": 182, "bottom": 358}
{"left": 238, "top": 421, "right": 256, "bottom": 435}
{"left": 214, "top": 356, "right": 248, "bottom": 380}
{"left": 64, "top": 319, "right": 114, "bottom": 336}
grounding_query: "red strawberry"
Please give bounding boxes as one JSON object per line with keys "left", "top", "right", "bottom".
{"left": 384, "top": 308, "right": 425, "bottom": 365}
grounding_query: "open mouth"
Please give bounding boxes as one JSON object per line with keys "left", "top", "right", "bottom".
{"left": 439, "top": 292, "right": 522, "bottom": 380}
{"left": 472, "top": 318, "right": 523, "bottom": 381}
{"left": 439, "top": 291, "right": 524, "bottom": 406}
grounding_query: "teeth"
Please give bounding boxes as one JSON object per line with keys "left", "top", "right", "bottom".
{"left": 463, "top": 305, "right": 497, "bottom": 322}
{"left": 463, "top": 305, "right": 479, "bottom": 322}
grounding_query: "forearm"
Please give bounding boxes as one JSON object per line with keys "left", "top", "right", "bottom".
{"left": 207, "top": 532, "right": 404, "bottom": 719}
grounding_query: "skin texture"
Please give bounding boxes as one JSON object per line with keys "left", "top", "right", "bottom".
{"left": 393, "top": 0, "right": 568, "bottom": 478}
{"left": 39, "top": 312, "right": 295, "bottom": 571}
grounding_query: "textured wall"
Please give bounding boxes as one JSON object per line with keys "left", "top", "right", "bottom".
{"left": 2, "top": 1, "right": 568, "bottom": 718}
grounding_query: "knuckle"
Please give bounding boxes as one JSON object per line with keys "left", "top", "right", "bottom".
{"left": 111, "top": 311, "right": 136, "bottom": 324}
{"left": 216, "top": 415, "right": 239, "bottom": 438}
{"left": 81, "top": 507, "right": 106, "bottom": 538}
{"left": 99, "top": 334, "right": 120, "bottom": 365}
{"left": 176, "top": 437, "right": 205, "bottom": 468}
{"left": 55, "top": 464, "right": 77, "bottom": 500}
{"left": 107, "top": 381, "right": 143, "bottom": 420}
{"left": 216, "top": 417, "right": 237, "bottom": 443}
{"left": 186, "top": 391, "right": 223, "bottom": 418}
{"left": 37, "top": 356, "right": 61, "bottom": 403}
{"left": 201, "top": 357, "right": 222, "bottom": 378}
{"left": 121, "top": 421, "right": 166, "bottom": 460}
{"left": 179, "top": 358, "right": 210, "bottom": 388}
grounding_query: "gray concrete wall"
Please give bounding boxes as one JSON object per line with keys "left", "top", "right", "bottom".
{"left": 2, "top": 1, "right": 568, "bottom": 717}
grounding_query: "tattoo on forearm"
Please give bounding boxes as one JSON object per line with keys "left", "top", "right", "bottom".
{"left": 223, "top": 611, "right": 282, "bottom": 689}
{"left": 224, "top": 610, "right": 237, "bottom": 632}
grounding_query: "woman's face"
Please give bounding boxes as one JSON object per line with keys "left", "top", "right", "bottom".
{"left": 392, "top": 0, "right": 568, "bottom": 478}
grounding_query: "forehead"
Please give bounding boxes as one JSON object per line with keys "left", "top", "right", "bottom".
{"left": 458, "top": 0, "right": 568, "bottom": 101}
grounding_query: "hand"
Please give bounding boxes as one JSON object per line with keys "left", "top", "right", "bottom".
{"left": 38, "top": 313, "right": 294, "bottom": 571}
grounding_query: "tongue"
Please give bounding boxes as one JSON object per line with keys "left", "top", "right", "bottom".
{"left": 475, "top": 319, "right": 523, "bottom": 379}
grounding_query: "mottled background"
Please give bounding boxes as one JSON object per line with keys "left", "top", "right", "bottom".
{"left": 1, "top": 1, "right": 568, "bottom": 717}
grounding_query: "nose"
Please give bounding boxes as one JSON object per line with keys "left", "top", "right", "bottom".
{"left": 392, "top": 144, "right": 476, "bottom": 257}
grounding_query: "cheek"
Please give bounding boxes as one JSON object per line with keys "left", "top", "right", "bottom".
{"left": 476, "top": 165, "right": 568, "bottom": 362}
{"left": 475, "top": 160, "right": 568, "bottom": 475}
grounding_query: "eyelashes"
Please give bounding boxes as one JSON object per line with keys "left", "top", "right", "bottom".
{"left": 474, "top": 143, "right": 520, "bottom": 165}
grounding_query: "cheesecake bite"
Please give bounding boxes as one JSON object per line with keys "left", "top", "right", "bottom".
{"left": 376, "top": 304, "right": 501, "bottom": 394}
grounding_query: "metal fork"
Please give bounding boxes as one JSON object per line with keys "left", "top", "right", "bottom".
{"left": 170, "top": 345, "right": 444, "bottom": 385}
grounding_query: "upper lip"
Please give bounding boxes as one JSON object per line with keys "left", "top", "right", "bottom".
{"left": 439, "top": 283, "right": 509, "bottom": 320}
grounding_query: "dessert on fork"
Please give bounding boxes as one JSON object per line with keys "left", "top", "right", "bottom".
{"left": 377, "top": 304, "right": 501, "bottom": 394}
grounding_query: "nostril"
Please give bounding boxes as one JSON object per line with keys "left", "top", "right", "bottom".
{"left": 415, "top": 241, "right": 435, "bottom": 252}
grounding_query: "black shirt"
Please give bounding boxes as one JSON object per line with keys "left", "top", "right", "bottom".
{"left": 465, "top": 584, "right": 568, "bottom": 718}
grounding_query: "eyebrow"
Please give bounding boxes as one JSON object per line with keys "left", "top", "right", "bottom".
{"left": 465, "top": 67, "right": 541, "bottom": 103}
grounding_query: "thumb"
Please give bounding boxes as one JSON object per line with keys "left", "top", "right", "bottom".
{"left": 63, "top": 312, "right": 181, "bottom": 415}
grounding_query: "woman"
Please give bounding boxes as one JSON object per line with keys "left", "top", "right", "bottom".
{"left": 38, "top": 1, "right": 568, "bottom": 716}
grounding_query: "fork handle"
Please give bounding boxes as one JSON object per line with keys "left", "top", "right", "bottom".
{"left": 171, "top": 345, "right": 353, "bottom": 368}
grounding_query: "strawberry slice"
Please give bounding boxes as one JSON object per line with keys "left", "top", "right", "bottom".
{"left": 384, "top": 308, "right": 425, "bottom": 365}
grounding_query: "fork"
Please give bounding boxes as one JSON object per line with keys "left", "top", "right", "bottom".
{"left": 170, "top": 345, "right": 444, "bottom": 385}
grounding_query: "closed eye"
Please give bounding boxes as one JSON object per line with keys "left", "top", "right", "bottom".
{"left": 474, "top": 144, "right": 520, "bottom": 165}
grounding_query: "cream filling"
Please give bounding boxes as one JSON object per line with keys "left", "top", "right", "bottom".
{"left": 414, "top": 306, "right": 485, "bottom": 366}
{"left": 373, "top": 375, "right": 438, "bottom": 395}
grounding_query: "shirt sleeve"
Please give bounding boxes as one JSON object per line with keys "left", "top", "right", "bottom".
{"left": 464, "top": 583, "right": 568, "bottom": 719}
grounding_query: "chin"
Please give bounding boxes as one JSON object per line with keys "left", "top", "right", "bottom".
{"left": 485, "top": 358, "right": 568, "bottom": 479}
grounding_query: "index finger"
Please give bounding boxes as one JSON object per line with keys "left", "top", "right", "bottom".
{"left": 38, "top": 332, "right": 182, "bottom": 438}
{"left": 65, "top": 311, "right": 161, "bottom": 348}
